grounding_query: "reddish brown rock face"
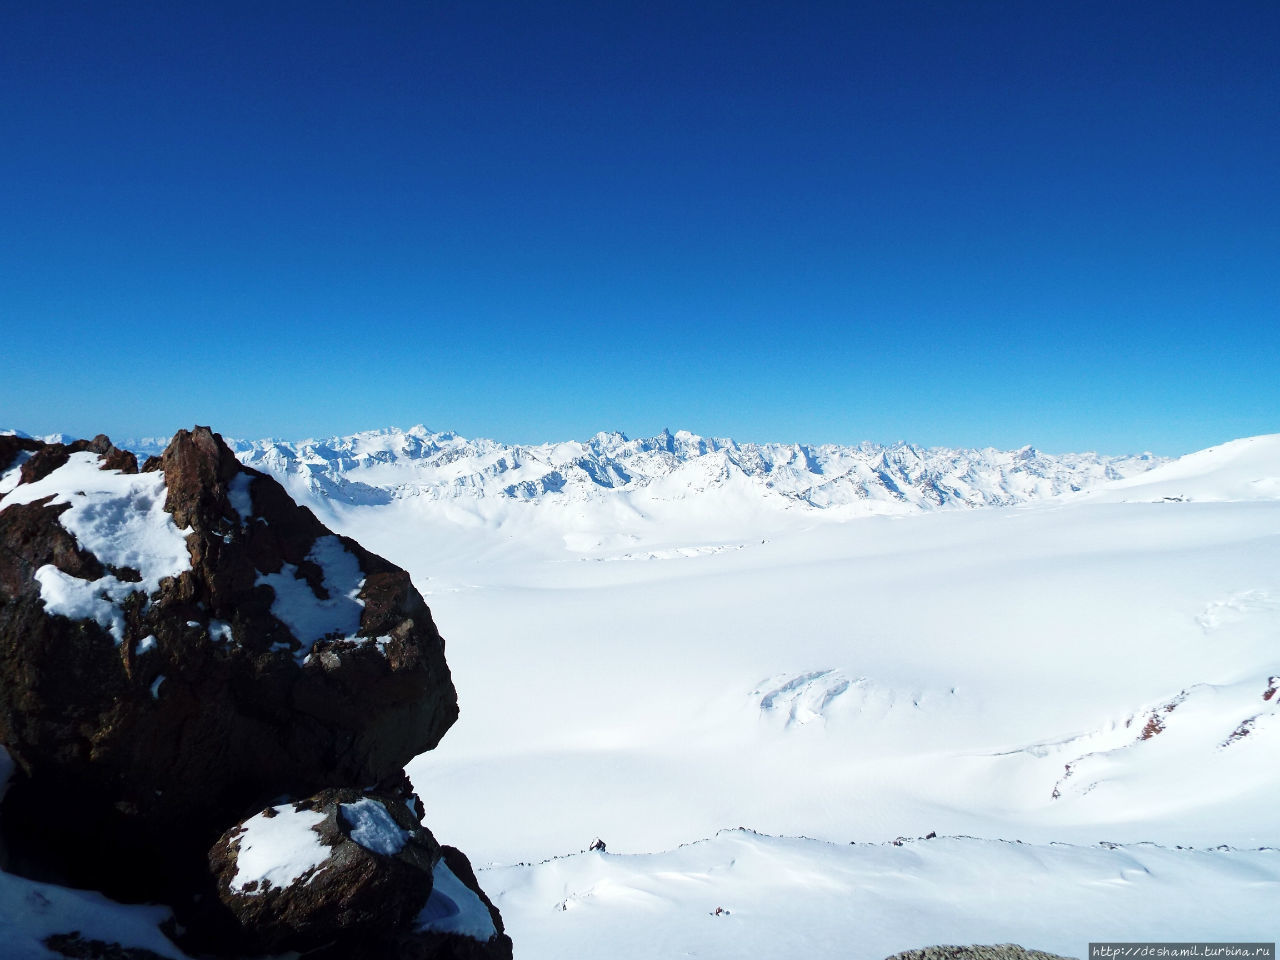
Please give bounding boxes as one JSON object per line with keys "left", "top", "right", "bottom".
{"left": 0, "top": 427, "right": 458, "bottom": 900}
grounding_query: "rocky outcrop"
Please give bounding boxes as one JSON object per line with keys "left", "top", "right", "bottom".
{"left": 42, "top": 933, "right": 173, "bottom": 959}
{"left": 884, "top": 947, "right": 1076, "bottom": 960}
{"left": 0, "top": 427, "right": 502, "bottom": 957}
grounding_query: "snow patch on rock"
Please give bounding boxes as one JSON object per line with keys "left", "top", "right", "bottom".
{"left": 227, "top": 471, "right": 254, "bottom": 523}
{"left": 1, "top": 452, "right": 192, "bottom": 644}
{"left": 339, "top": 798, "right": 409, "bottom": 857}
{"left": 0, "top": 451, "right": 33, "bottom": 496}
{"left": 257, "top": 534, "right": 364, "bottom": 660}
{"left": 416, "top": 859, "right": 498, "bottom": 942}
{"left": 230, "top": 805, "right": 331, "bottom": 894}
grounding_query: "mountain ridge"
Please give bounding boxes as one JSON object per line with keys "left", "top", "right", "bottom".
{"left": 6, "top": 425, "right": 1169, "bottom": 514}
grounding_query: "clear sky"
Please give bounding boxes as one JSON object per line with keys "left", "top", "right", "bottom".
{"left": 1, "top": 1, "right": 1276, "bottom": 455}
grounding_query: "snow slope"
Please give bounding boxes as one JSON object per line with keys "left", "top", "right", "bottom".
{"left": 486, "top": 831, "right": 1280, "bottom": 960}
{"left": 1088, "top": 433, "right": 1280, "bottom": 503}
{"left": 3, "top": 817, "right": 1274, "bottom": 959}
{"left": 196, "top": 432, "right": 1279, "bottom": 867}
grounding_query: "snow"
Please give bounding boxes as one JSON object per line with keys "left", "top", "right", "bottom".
{"left": 482, "top": 831, "right": 1280, "bottom": 960}
{"left": 416, "top": 859, "right": 498, "bottom": 941}
{"left": 31, "top": 566, "right": 133, "bottom": 644}
{"left": 149, "top": 675, "right": 164, "bottom": 699}
{"left": 1, "top": 428, "right": 1278, "bottom": 957}
{"left": 0, "top": 451, "right": 32, "bottom": 496}
{"left": 196, "top": 426, "right": 1280, "bottom": 954}
{"left": 258, "top": 433, "right": 1276, "bottom": 875}
{"left": 256, "top": 534, "right": 364, "bottom": 659}
{"left": 0, "top": 872, "right": 186, "bottom": 959}
{"left": 0, "top": 453, "right": 191, "bottom": 582}
{"left": 339, "top": 798, "right": 409, "bottom": 857}
{"left": 230, "top": 804, "right": 331, "bottom": 894}
{"left": 384, "top": 489, "right": 1280, "bottom": 865}
{"left": 0, "top": 741, "right": 184, "bottom": 956}
{"left": 0, "top": 452, "right": 192, "bottom": 644}
{"left": 227, "top": 471, "right": 254, "bottom": 523}
{"left": 229, "top": 425, "right": 1164, "bottom": 515}
{"left": 1091, "top": 434, "right": 1280, "bottom": 503}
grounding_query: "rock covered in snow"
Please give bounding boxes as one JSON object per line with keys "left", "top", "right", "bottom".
{"left": 0, "top": 427, "right": 458, "bottom": 899}
{"left": 206, "top": 786, "right": 512, "bottom": 960}
{"left": 208, "top": 787, "right": 439, "bottom": 953}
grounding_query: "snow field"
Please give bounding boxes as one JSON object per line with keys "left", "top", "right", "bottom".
{"left": 480, "top": 831, "right": 1280, "bottom": 960}
{"left": 392, "top": 495, "right": 1280, "bottom": 862}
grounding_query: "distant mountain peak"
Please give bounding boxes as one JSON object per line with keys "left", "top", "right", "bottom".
{"left": 166, "top": 425, "right": 1170, "bottom": 514}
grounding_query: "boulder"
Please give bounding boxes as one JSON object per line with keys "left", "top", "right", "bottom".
{"left": 208, "top": 788, "right": 439, "bottom": 953}
{"left": 0, "top": 427, "right": 458, "bottom": 898}
{"left": 289, "top": 844, "right": 515, "bottom": 960}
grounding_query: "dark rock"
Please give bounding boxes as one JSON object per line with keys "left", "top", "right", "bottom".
{"left": 300, "top": 845, "right": 511, "bottom": 960}
{"left": 208, "top": 788, "right": 439, "bottom": 953}
{"left": 0, "top": 427, "right": 508, "bottom": 957}
{"left": 883, "top": 946, "right": 1076, "bottom": 960}
{"left": 588, "top": 837, "right": 606, "bottom": 852}
{"left": 290, "top": 843, "right": 514, "bottom": 960}
{"left": 17, "top": 435, "right": 137, "bottom": 486}
{"left": 0, "top": 498, "right": 105, "bottom": 597}
{"left": 0, "top": 434, "right": 43, "bottom": 475}
{"left": 0, "top": 427, "right": 458, "bottom": 899}
{"left": 42, "top": 932, "right": 171, "bottom": 959}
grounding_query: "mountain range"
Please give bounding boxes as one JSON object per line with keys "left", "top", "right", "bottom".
{"left": 109, "top": 426, "right": 1164, "bottom": 514}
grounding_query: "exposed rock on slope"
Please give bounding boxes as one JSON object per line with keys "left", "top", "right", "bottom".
{"left": 0, "top": 428, "right": 504, "bottom": 957}
{"left": 884, "top": 947, "right": 1076, "bottom": 960}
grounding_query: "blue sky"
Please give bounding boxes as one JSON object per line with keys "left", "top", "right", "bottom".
{"left": 1, "top": 1, "right": 1276, "bottom": 454}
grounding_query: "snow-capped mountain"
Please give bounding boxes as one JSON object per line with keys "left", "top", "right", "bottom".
{"left": 124, "top": 426, "right": 1164, "bottom": 514}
